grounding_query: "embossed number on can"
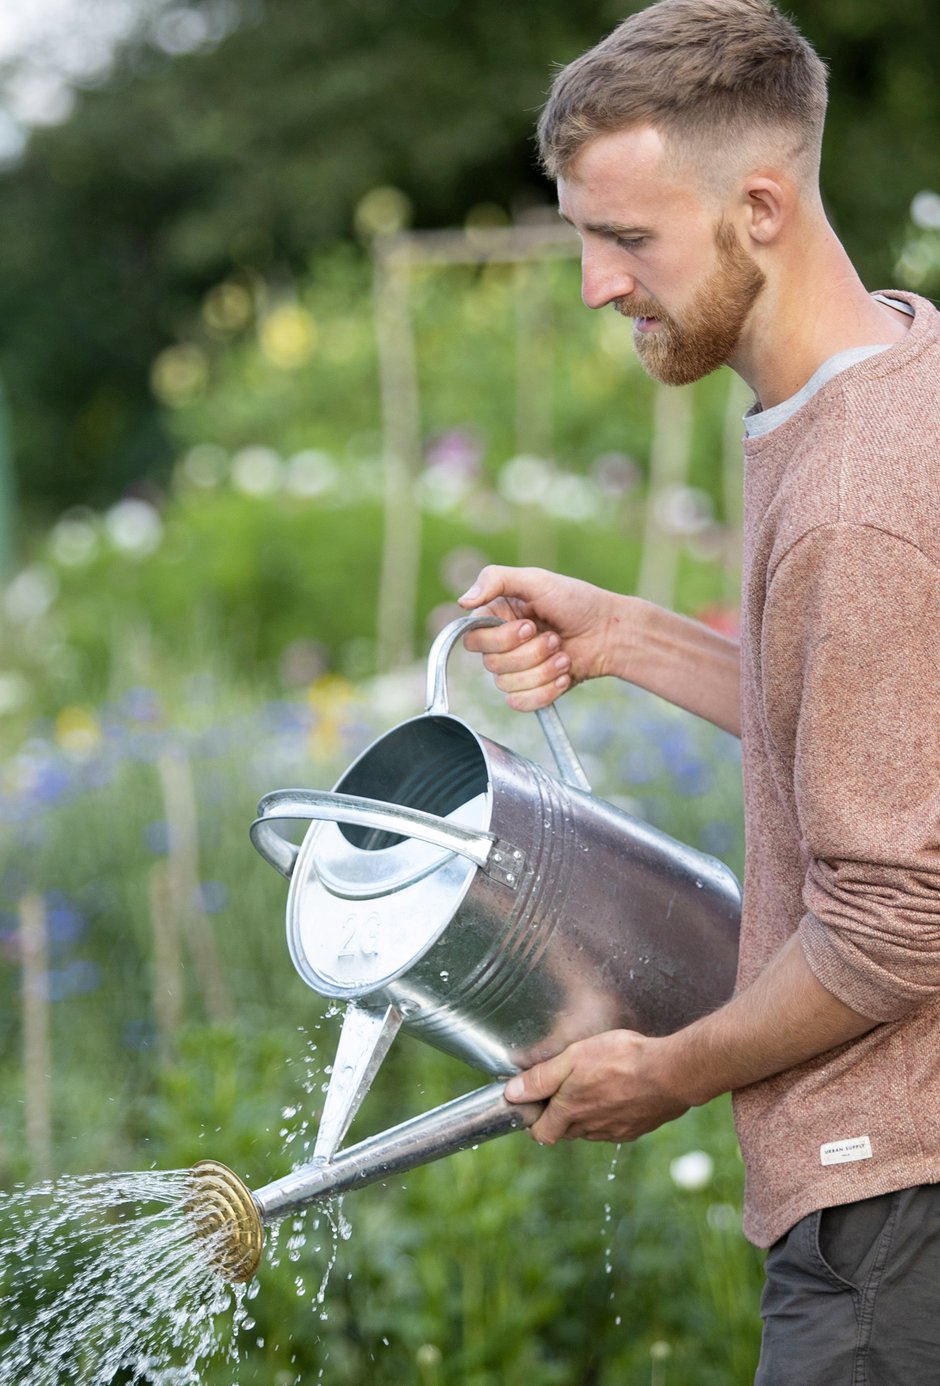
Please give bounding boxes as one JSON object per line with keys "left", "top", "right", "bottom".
{"left": 338, "top": 912, "right": 381, "bottom": 960}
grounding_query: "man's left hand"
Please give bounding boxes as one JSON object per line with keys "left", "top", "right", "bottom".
{"left": 503, "top": 1029, "right": 690, "bottom": 1146}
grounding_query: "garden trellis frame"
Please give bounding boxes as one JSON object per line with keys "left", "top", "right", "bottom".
{"left": 371, "top": 215, "right": 579, "bottom": 673}
{"left": 371, "top": 217, "right": 747, "bottom": 672}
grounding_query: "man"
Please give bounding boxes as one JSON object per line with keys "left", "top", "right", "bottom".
{"left": 457, "top": 1, "right": 940, "bottom": 1380}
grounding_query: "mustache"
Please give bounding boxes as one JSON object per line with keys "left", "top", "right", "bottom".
{"left": 612, "top": 296, "right": 668, "bottom": 321}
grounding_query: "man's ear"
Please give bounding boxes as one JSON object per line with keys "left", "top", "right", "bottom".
{"left": 741, "top": 176, "right": 789, "bottom": 246}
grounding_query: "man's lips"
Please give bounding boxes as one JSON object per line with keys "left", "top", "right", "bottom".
{"left": 634, "top": 316, "right": 661, "bottom": 332}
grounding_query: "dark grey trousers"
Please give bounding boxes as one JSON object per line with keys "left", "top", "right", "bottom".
{"left": 755, "top": 1185, "right": 940, "bottom": 1385}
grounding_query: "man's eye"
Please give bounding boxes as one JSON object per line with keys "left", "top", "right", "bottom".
{"left": 616, "top": 236, "right": 647, "bottom": 251}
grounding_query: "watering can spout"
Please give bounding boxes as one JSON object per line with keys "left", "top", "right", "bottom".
{"left": 185, "top": 1081, "right": 543, "bottom": 1284}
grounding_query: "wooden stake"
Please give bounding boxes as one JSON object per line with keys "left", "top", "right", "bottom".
{"left": 635, "top": 383, "right": 694, "bottom": 608}
{"left": 20, "top": 892, "right": 52, "bottom": 1180}
{"left": 157, "top": 751, "right": 234, "bottom": 1025}
{"left": 148, "top": 860, "right": 183, "bottom": 1061}
{"left": 374, "top": 241, "right": 423, "bottom": 673}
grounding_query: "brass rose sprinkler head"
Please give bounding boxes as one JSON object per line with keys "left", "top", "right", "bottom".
{"left": 185, "top": 1159, "right": 265, "bottom": 1285}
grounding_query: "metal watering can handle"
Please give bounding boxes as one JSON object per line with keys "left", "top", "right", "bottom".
{"left": 427, "top": 615, "right": 592, "bottom": 793}
{"left": 250, "top": 788, "right": 517, "bottom": 882}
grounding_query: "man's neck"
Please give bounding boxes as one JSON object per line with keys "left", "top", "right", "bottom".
{"left": 729, "top": 225, "right": 912, "bottom": 410}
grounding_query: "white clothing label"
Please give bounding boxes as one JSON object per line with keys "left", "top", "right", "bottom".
{"left": 820, "top": 1135, "right": 873, "bottom": 1166}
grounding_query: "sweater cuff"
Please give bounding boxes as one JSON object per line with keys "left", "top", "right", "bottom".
{"left": 798, "top": 911, "right": 922, "bottom": 1023}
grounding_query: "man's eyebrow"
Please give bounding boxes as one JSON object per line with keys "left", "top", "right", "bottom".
{"left": 557, "top": 210, "right": 653, "bottom": 238}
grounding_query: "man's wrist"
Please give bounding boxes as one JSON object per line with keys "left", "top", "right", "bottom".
{"left": 643, "top": 1025, "right": 726, "bottom": 1112}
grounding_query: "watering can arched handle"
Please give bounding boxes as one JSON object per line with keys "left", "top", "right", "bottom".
{"left": 250, "top": 788, "right": 523, "bottom": 886}
{"left": 427, "top": 615, "right": 592, "bottom": 793}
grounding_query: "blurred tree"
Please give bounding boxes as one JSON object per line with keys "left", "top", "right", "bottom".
{"left": 0, "top": 0, "right": 937, "bottom": 518}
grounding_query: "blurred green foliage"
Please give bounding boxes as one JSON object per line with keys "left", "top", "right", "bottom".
{"left": 0, "top": 0, "right": 937, "bottom": 517}
{"left": 2, "top": 245, "right": 741, "bottom": 717}
{"left": 0, "top": 636, "right": 753, "bottom": 1382}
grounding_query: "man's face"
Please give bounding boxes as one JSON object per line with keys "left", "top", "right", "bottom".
{"left": 557, "top": 126, "right": 766, "bottom": 385}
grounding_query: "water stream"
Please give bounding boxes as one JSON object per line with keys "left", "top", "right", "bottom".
{"left": 0, "top": 1168, "right": 247, "bottom": 1383}
{"left": 0, "top": 1028, "right": 351, "bottom": 1383}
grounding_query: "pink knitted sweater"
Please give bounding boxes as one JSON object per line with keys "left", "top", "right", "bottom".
{"left": 733, "top": 290, "right": 940, "bottom": 1248}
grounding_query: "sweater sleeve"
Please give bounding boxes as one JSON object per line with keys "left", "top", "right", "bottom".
{"left": 762, "top": 522, "right": 940, "bottom": 1020}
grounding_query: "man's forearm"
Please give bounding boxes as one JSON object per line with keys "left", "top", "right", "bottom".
{"left": 609, "top": 598, "right": 742, "bottom": 737}
{"left": 655, "top": 932, "right": 878, "bottom": 1108}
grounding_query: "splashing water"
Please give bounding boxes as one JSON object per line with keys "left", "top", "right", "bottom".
{"left": 0, "top": 1168, "right": 247, "bottom": 1384}
{"left": 0, "top": 1028, "right": 360, "bottom": 1382}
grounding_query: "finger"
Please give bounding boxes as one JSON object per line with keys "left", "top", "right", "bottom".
{"left": 462, "top": 616, "right": 537, "bottom": 655}
{"left": 489, "top": 650, "right": 571, "bottom": 691}
{"left": 504, "top": 1054, "right": 570, "bottom": 1105}
{"left": 528, "top": 1099, "right": 576, "bottom": 1147}
{"left": 501, "top": 674, "right": 572, "bottom": 713}
{"left": 479, "top": 628, "right": 563, "bottom": 674}
{"left": 457, "top": 565, "right": 548, "bottom": 611}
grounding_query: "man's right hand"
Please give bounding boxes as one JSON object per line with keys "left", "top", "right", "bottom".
{"left": 457, "top": 565, "right": 619, "bottom": 712}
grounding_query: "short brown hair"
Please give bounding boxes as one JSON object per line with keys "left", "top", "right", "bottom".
{"left": 537, "top": 0, "right": 828, "bottom": 185}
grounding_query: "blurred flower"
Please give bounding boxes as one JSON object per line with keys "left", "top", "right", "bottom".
{"left": 280, "top": 638, "right": 329, "bottom": 689}
{"left": 699, "top": 820, "right": 737, "bottom": 856}
{"left": 6, "top": 69, "right": 75, "bottom": 127}
{"left": 497, "top": 454, "right": 554, "bottom": 506}
{"left": 895, "top": 231, "right": 940, "bottom": 291}
{"left": 416, "top": 1342, "right": 443, "bottom": 1372}
{"left": 150, "top": 343, "right": 208, "bottom": 407}
{"left": 231, "top": 446, "right": 283, "bottom": 496}
{"left": 912, "top": 190, "right": 940, "bottom": 231}
{"left": 153, "top": 6, "right": 214, "bottom": 56}
{"left": 177, "top": 443, "right": 228, "bottom": 490}
{"left": 202, "top": 280, "right": 254, "bottom": 335}
{"left": 0, "top": 111, "right": 26, "bottom": 170}
{"left": 424, "top": 427, "right": 483, "bottom": 478}
{"left": 417, "top": 468, "right": 470, "bottom": 514}
{"left": 669, "top": 1149, "right": 714, "bottom": 1190}
{"left": 420, "top": 427, "right": 484, "bottom": 512}
{"left": 0, "top": 672, "right": 29, "bottom": 716}
{"left": 706, "top": 1202, "right": 739, "bottom": 1231}
{"left": 308, "top": 675, "right": 359, "bottom": 760}
{"left": 55, "top": 706, "right": 101, "bottom": 760}
{"left": 355, "top": 185, "right": 412, "bottom": 238}
{"left": 43, "top": 959, "right": 102, "bottom": 1001}
{"left": 3, "top": 565, "right": 58, "bottom": 622}
{"left": 144, "top": 821, "right": 171, "bottom": 855}
{"left": 619, "top": 748, "right": 660, "bottom": 785}
{"left": 285, "top": 450, "right": 338, "bottom": 499}
{"left": 105, "top": 499, "right": 163, "bottom": 558}
{"left": 194, "top": 881, "right": 227, "bottom": 915}
{"left": 543, "top": 472, "right": 602, "bottom": 523}
{"left": 120, "top": 687, "right": 165, "bottom": 725}
{"left": 439, "top": 546, "right": 488, "bottom": 598}
{"left": 8, "top": 741, "right": 73, "bottom": 809}
{"left": 653, "top": 485, "right": 714, "bottom": 537}
{"left": 592, "top": 451, "right": 642, "bottom": 498}
{"left": 696, "top": 604, "right": 740, "bottom": 637}
{"left": 260, "top": 305, "right": 317, "bottom": 370}
{"left": 49, "top": 509, "right": 100, "bottom": 567}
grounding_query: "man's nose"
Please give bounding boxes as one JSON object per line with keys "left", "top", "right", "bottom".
{"left": 581, "top": 248, "right": 635, "bottom": 310}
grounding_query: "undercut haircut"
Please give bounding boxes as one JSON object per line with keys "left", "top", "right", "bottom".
{"left": 537, "top": 0, "right": 828, "bottom": 188}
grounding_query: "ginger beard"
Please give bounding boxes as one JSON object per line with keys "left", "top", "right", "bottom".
{"left": 617, "top": 220, "right": 766, "bottom": 386}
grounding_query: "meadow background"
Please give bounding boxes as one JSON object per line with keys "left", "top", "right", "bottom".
{"left": 1, "top": 1, "right": 938, "bottom": 1381}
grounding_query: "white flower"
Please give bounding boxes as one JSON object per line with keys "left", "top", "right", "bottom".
{"left": 669, "top": 1149, "right": 714, "bottom": 1190}
{"left": 105, "top": 499, "right": 163, "bottom": 557}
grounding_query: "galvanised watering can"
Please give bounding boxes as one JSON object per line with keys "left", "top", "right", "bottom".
{"left": 187, "top": 615, "right": 740, "bottom": 1282}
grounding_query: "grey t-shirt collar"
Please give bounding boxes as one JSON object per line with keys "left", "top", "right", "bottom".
{"left": 743, "top": 294, "right": 916, "bottom": 439}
